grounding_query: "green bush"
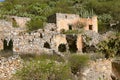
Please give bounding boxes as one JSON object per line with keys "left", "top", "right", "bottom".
{"left": 11, "top": 53, "right": 92, "bottom": 80}
{"left": 68, "top": 54, "right": 90, "bottom": 75}
{"left": 13, "top": 59, "right": 73, "bottom": 80}
{"left": 98, "top": 14, "right": 112, "bottom": 33}
{"left": 26, "top": 18, "right": 44, "bottom": 32}
{"left": 19, "top": 53, "right": 65, "bottom": 62}
{"left": 63, "top": 30, "right": 83, "bottom": 34}
{"left": 97, "top": 33, "right": 120, "bottom": 58}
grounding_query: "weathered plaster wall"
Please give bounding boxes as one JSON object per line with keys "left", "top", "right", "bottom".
{"left": 56, "top": 13, "right": 80, "bottom": 31}
{"left": 47, "top": 13, "right": 98, "bottom": 33}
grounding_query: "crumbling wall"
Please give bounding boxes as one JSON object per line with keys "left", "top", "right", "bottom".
{"left": 47, "top": 13, "right": 98, "bottom": 33}
{"left": 0, "top": 19, "right": 59, "bottom": 54}
{"left": 13, "top": 31, "right": 45, "bottom": 53}
{"left": 53, "top": 34, "right": 68, "bottom": 52}
{"left": 8, "top": 16, "right": 30, "bottom": 28}
{"left": 12, "top": 27, "right": 60, "bottom": 54}
{"left": 0, "top": 14, "right": 97, "bottom": 54}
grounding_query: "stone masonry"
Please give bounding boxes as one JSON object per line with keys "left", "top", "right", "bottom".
{"left": 0, "top": 13, "right": 98, "bottom": 54}
{"left": 47, "top": 13, "right": 98, "bottom": 32}
{"left": 0, "top": 54, "right": 23, "bottom": 80}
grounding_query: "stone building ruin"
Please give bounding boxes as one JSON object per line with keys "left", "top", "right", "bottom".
{"left": 47, "top": 13, "right": 98, "bottom": 32}
{"left": 0, "top": 13, "right": 98, "bottom": 54}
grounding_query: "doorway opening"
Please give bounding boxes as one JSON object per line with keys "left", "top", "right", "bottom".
{"left": 4, "top": 39, "right": 13, "bottom": 51}
{"left": 58, "top": 44, "right": 66, "bottom": 52}
{"left": 44, "top": 42, "right": 51, "bottom": 49}
{"left": 66, "top": 35, "right": 77, "bottom": 53}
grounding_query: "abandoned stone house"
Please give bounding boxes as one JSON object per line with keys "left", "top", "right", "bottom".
{"left": 47, "top": 13, "right": 98, "bottom": 32}
{"left": 0, "top": 13, "right": 98, "bottom": 54}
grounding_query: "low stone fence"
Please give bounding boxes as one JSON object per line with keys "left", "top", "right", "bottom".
{"left": 0, "top": 54, "right": 23, "bottom": 80}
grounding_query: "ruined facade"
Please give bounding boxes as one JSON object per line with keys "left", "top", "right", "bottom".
{"left": 0, "top": 13, "right": 98, "bottom": 54}
{"left": 47, "top": 13, "right": 98, "bottom": 32}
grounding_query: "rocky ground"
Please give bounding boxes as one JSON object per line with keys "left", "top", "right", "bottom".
{"left": 84, "top": 59, "right": 112, "bottom": 80}
{"left": 0, "top": 54, "right": 23, "bottom": 80}
{"left": 1, "top": 53, "right": 119, "bottom": 80}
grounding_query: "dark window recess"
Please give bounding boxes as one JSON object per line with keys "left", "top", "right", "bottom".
{"left": 69, "top": 25, "right": 72, "bottom": 30}
{"left": 44, "top": 42, "right": 51, "bottom": 49}
{"left": 89, "top": 25, "right": 93, "bottom": 30}
{"left": 58, "top": 44, "right": 66, "bottom": 52}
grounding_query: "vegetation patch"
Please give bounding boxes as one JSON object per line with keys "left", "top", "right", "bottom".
{"left": 12, "top": 55, "right": 73, "bottom": 80}
{"left": 68, "top": 54, "right": 90, "bottom": 75}
{"left": 26, "top": 17, "right": 44, "bottom": 32}
{"left": 9, "top": 53, "right": 91, "bottom": 80}
{"left": 19, "top": 53, "right": 65, "bottom": 62}
{"left": 97, "top": 33, "right": 120, "bottom": 58}
{"left": 62, "top": 30, "right": 83, "bottom": 34}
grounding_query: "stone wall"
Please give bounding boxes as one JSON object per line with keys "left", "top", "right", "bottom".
{"left": 13, "top": 32, "right": 83, "bottom": 54}
{"left": 47, "top": 13, "right": 98, "bottom": 32}
{"left": 0, "top": 13, "right": 100, "bottom": 54}
{"left": 13, "top": 29, "right": 56, "bottom": 54}
{"left": 0, "top": 19, "right": 83, "bottom": 54}
{"left": 0, "top": 55, "right": 23, "bottom": 80}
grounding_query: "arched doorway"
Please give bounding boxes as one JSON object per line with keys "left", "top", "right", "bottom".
{"left": 58, "top": 44, "right": 66, "bottom": 52}
{"left": 44, "top": 42, "right": 51, "bottom": 49}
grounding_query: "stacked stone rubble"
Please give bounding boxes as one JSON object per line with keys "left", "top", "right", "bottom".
{"left": 0, "top": 55, "right": 23, "bottom": 80}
